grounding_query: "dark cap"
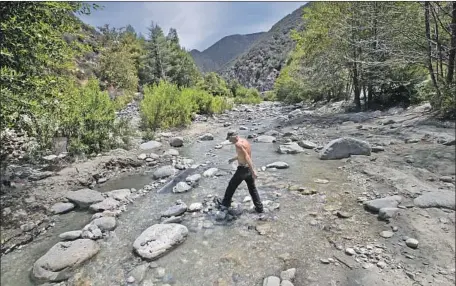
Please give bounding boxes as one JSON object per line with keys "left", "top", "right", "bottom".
{"left": 226, "top": 130, "right": 238, "bottom": 140}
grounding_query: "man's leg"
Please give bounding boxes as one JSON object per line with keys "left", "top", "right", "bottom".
{"left": 245, "top": 173, "right": 263, "bottom": 213}
{"left": 220, "top": 168, "right": 244, "bottom": 208}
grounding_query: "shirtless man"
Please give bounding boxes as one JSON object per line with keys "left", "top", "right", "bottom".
{"left": 217, "top": 130, "right": 264, "bottom": 213}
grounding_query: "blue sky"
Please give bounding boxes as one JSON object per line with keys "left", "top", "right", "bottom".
{"left": 77, "top": 2, "right": 306, "bottom": 51}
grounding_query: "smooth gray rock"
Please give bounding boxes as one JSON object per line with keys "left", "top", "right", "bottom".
{"left": 140, "top": 140, "right": 162, "bottom": 150}
{"left": 281, "top": 281, "right": 294, "bottom": 286}
{"left": 58, "top": 231, "right": 82, "bottom": 241}
{"left": 91, "top": 217, "right": 117, "bottom": 231}
{"left": 414, "top": 190, "right": 455, "bottom": 210}
{"left": 277, "top": 142, "right": 305, "bottom": 154}
{"left": 255, "top": 135, "right": 276, "bottom": 143}
{"left": 137, "top": 153, "right": 147, "bottom": 160}
{"left": 320, "top": 137, "right": 371, "bottom": 160}
{"left": 188, "top": 203, "right": 203, "bottom": 212}
{"left": 372, "top": 146, "right": 385, "bottom": 152}
{"left": 51, "top": 202, "right": 75, "bottom": 214}
{"left": 172, "top": 182, "right": 191, "bottom": 193}
{"left": 129, "top": 263, "right": 149, "bottom": 283}
{"left": 266, "top": 162, "right": 289, "bottom": 169}
{"left": 106, "top": 189, "right": 131, "bottom": 201}
{"left": 298, "top": 140, "right": 318, "bottom": 149}
{"left": 133, "top": 223, "right": 188, "bottom": 260}
{"left": 364, "top": 196, "right": 403, "bottom": 213}
{"left": 162, "top": 203, "right": 187, "bottom": 217}
{"left": 406, "top": 238, "right": 419, "bottom": 249}
{"left": 169, "top": 137, "right": 184, "bottom": 147}
{"left": 185, "top": 174, "right": 201, "bottom": 183}
{"left": 263, "top": 276, "right": 280, "bottom": 286}
{"left": 163, "top": 149, "right": 179, "bottom": 157}
{"left": 199, "top": 133, "right": 214, "bottom": 141}
{"left": 380, "top": 231, "right": 394, "bottom": 238}
{"left": 378, "top": 207, "right": 400, "bottom": 221}
{"left": 65, "top": 189, "right": 104, "bottom": 209}
{"left": 153, "top": 165, "right": 175, "bottom": 179}
{"left": 32, "top": 239, "right": 100, "bottom": 282}
{"left": 89, "top": 198, "right": 120, "bottom": 212}
{"left": 203, "top": 168, "right": 218, "bottom": 177}
{"left": 280, "top": 268, "right": 296, "bottom": 281}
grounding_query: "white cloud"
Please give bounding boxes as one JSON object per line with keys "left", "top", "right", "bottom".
{"left": 141, "top": 2, "right": 226, "bottom": 50}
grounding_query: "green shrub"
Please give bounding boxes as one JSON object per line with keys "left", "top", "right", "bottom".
{"left": 59, "top": 78, "right": 117, "bottom": 154}
{"left": 233, "top": 86, "right": 262, "bottom": 104}
{"left": 263, "top": 91, "right": 277, "bottom": 101}
{"left": 140, "top": 81, "right": 193, "bottom": 131}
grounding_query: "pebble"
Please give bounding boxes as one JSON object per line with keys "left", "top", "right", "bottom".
{"left": 377, "top": 261, "right": 387, "bottom": 269}
{"left": 280, "top": 268, "right": 296, "bottom": 281}
{"left": 380, "top": 231, "right": 394, "bottom": 238}
{"left": 345, "top": 248, "right": 356, "bottom": 256}
{"left": 320, "top": 258, "right": 330, "bottom": 264}
{"left": 126, "top": 276, "right": 135, "bottom": 283}
{"left": 405, "top": 238, "right": 419, "bottom": 249}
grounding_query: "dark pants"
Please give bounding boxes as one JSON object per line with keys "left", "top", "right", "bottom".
{"left": 221, "top": 166, "right": 263, "bottom": 212}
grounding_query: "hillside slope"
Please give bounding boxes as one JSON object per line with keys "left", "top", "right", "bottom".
{"left": 219, "top": 5, "right": 306, "bottom": 91}
{"left": 190, "top": 32, "right": 265, "bottom": 73}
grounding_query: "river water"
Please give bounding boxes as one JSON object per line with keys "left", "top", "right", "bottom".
{"left": 1, "top": 111, "right": 349, "bottom": 286}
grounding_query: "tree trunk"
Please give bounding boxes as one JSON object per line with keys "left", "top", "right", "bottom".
{"left": 447, "top": 1, "right": 456, "bottom": 84}
{"left": 425, "top": 1, "right": 442, "bottom": 100}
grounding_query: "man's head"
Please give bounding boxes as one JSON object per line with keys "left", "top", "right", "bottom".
{"left": 226, "top": 130, "right": 239, "bottom": 143}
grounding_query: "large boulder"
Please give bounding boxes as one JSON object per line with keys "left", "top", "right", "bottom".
{"left": 277, "top": 142, "right": 305, "bottom": 154}
{"left": 199, "top": 133, "right": 214, "bottom": 141}
{"left": 169, "top": 137, "right": 184, "bottom": 147}
{"left": 153, "top": 165, "right": 175, "bottom": 179}
{"left": 319, "top": 137, "right": 371, "bottom": 160}
{"left": 414, "top": 190, "right": 455, "bottom": 210}
{"left": 133, "top": 223, "right": 188, "bottom": 260}
{"left": 32, "top": 239, "right": 100, "bottom": 282}
{"left": 364, "top": 196, "right": 402, "bottom": 213}
{"left": 65, "top": 189, "right": 104, "bottom": 209}
{"left": 140, "top": 140, "right": 162, "bottom": 150}
{"left": 255, "top": 135, "right": 276, "bottom": 143}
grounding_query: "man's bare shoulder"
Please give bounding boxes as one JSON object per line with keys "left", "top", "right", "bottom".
{"left": 235, "top": 139, "right": 249, "bottom": 149}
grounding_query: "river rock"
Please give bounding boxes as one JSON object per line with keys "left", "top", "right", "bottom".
{"left": 91, "top": 216, "right": 117, "bottom": 231}
{"left": 186, "top": 174, "right": 201, "bottom": 183}
{"left": 280, "top": 268, "right": 296, "bottom": 281}
{"left": 140, "top": 140, "right": 162, "bottom": 150}
{"left": 406, "top": 238, "right": 419, "bottom": 249}
{"left": 319, "top": 137, "right": 371, "bottom": 160}
{"left": 414, "top": 190, "right": 455, "bottom": 210}
{"left": 81, "top": 224, "right": 103, "bottom": 240}
{"left": 59, "top": 231, "right": 82, "bottom": 241}
{"left": 32, "top": 239, "right": 100, "bottom": 282}
{"left": 65, "top": 189, "right": 104, "bottom": 209}
{"left": 133, "top": 223, "right": 188, "bottom": 260}
{"left": 51, "top": 202, "right": 75, "bottom": 214}
{"left": 277, "top": 142, "right": 305, "bottom": 154}
{"left": 162, "top": 203, "right": 187, "bottom": 217}
{"left": 199, "top": 133, "right": 214, "bottom": 141}
{"left": 255, "top": 135, "right": 276, "bottom": 143}
{"left": 89, "top": 198, "right": 120, "bottom": 212}
{"left": 188, "top": 203, "right": 203, "bottom": 212}
{"left": 169, "top": 137, "right": 184, "bottom": 147}
{"left": 364, "top": 196, "right": 402, "bottom": 213}
{"left": 153, "top": 165, "right": 175, "bottom": 179}
{"left": 266, "top": 162, "right": 289, "bottom": 169}
{"left": 298, "top": 140, "right": 318, "bottom": 149}
{"left": 129, "top": 263, "right": 149, "bottom": 283}
{"left": 378, "top": 208, "right": 400, "bottom": 221}
{"left": 203, "top": 168, "right": 218, "bottom": 177}
{"left": 137, "top": 153, "right": 147, "bottom": 160}
{"left": 281, "top": 281, "right": 294, "bottom": 286}
{"left": 161, "top": 216, "right": 184, "bottom": 224}
{"left": 106, "top": 189, "right": 131, "bottom": 201}
{"left": 163, "top": 149, "right": 179, "bottom": 157}
{"left": 372, "top": 146, "right": 385, "bottom": 153}
{"left": 172, "top": 182, "right": 192, "bottom": 193}
{"left": 263, "top": 276, "right": 280, "bottom": 286}
{"left": 380, "top": 231, "right": 394, "bottom": 238}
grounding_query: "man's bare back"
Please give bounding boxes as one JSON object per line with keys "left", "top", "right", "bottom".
{"left": 234, "top": 138, "right": 251, "bottom": 166}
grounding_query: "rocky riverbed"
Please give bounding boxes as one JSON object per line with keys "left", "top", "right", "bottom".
{"left": 1, "top": 100, "right": 455, "bottom": 286}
